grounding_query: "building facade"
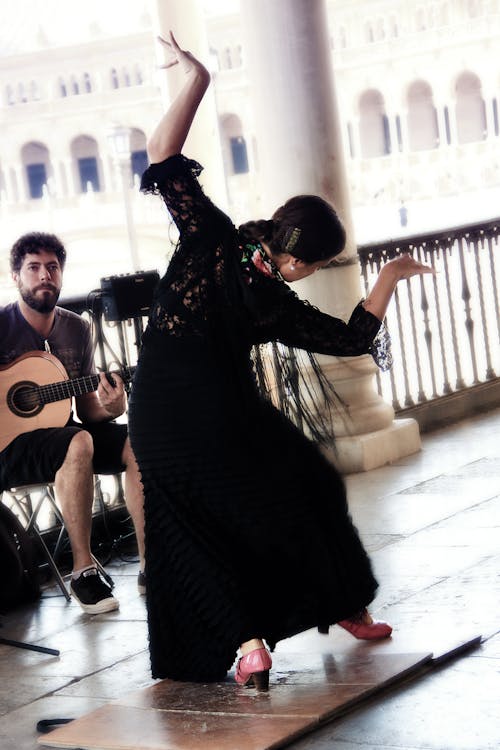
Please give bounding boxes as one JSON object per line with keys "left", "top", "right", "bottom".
{"left": 1, "top": 0, "right": 499, "bottom": 299}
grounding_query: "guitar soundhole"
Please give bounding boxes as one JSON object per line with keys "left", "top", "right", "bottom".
{"left": 7, "top": 381, "right": 43, "bottom": 418}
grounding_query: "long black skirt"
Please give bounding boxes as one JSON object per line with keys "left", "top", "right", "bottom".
{"left": 128, "top": 335, "right": 377, "bottom": 682}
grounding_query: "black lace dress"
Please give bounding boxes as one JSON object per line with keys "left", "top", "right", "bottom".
{"left": 129, "top": 155, "right": 383, "bottom": 682}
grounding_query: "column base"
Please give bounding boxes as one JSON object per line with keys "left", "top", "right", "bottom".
{"left": 322, "top": 417, "right": 421, "bottom": 474}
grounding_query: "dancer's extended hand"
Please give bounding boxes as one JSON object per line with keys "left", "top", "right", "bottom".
{"left": 363, "top": 253, "right": 435, "bottom": 319}
{"left": 383, "top": 253, "right": 435, "bottom": 281}
{"left": 157, "top": 31, "right": 209, "bottom": 80}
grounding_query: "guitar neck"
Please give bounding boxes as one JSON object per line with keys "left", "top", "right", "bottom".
{"left": 37, "top": 368, "right": 133, "bottom": 405}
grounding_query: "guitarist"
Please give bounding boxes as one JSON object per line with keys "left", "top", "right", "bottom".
{"left": 0, "top": 232, "right": 145, "bottom": 614}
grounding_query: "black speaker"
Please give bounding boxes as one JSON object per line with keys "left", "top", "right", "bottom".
{"left": 100, "top": 271, "right": 160, "bottom": 322}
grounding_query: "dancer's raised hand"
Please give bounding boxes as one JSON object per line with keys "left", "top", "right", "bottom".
{"left": 157, "top": 31, "right": 209, "bottom": 81}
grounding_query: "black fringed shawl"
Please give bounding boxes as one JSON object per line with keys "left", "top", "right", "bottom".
{"left": 140, "top": 154, "right": 391, "bottom": 447}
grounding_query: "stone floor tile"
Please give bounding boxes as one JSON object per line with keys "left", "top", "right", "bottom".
{"left": 370, "top": 572, "right": 446, "bottom": 608}
{"left": 360, "top": 533, "right": 407, "bottom": 552}
{"left": 38, "top": 703, "right": 312, "bottom": 750}
{"left": 0, "top": 695, "right": 105, "bottom": 750}
{"left": 349, "top": 490, "right": 487, "bottom": 537}
{"left": 370, "top": 542, "right": 491, "bottom": 579}
{"left": 290, "top": 652, "right": 500, "bottom": 750}
{"left": 271, "top": 650, "right": 431, "bottom": 687}
{"left": 115, "top": 680, "right": 363, "bottom": 719}
{"left": 478, "top": 633, "right": 500, "bottom": 658}
{"left": 55, "top": 650, "right": 154, "bottom": 700}
{"left": 0, "top": 674, "right": 72, "bottom": 716}
{"left": 397, "top": 521, "right": 499, "bottom": 551}
{"left": 291, "top": 741, "right": 425, "bottom": 750}
{"left": 0, "top": 619, "right": 148, "bottom": 679}
{"left": 397, "top": 474, "right": 498, "bottom": 498}
{"left": 0, "top": 596, "right": 77, "bottom": 639}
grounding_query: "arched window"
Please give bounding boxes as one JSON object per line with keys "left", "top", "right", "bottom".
{"left": 224, "top": 47, "right": 232, "bottom": 69}
{"left": 390, "top": 15, "right": 398, "bottom": 36}
{"left": 467, "top": 0, "right": 483, "bottom": 17}
{"left": 5, "top": 85, "right": 14, "bottom": 105}
{"left": 455, "top": 72, "right": 486, "bottom": 143}
{"left": 83, "top": 73, "right": 92, "bottom": 93}
{"left": 130, "top": 128, "right": 149, "bottom": 179}
{"left": 17, "top": 82, "right": 27, "bottom": 103}
{"left": 234, "top": 45, "right": 243, "bottom": 68}
{"left": 111, "top": 68, "right": 119, "bottom": 89}
{"left": 22, "top": 141, "right": 51, "bottom": 199}
{"left": 230, "top": 137, "right": 249, "bottom": 173}
{"left": 376, "top": 17, "right": 386, "bottom": 40}
{"left": 416, "top": 6, "right": 427, "bottom": 30}
{"left": 364, "top": 21, "right": 375, "bottom": 43}
{"left": 407, "top": 80, "right": 438, "bottom": 150}
{"left": 71, "top": 135, "right": 102, "bottom": 192}
{"left": 123, "top": 68, "right": 131, "bottom": 87}
{"left": 220, "top": 114, "right": 249, "bottom": 174}
{"left": 30, "top": 80, "right": 40, "bottom": 101}
{"left": 59, "top": 77, "right": 67, "bottom": 97}
{"left": 134, "top": 65, "right": 143, "bottom": 85}
{"left": 70, "top": 76, "right": 79, "bottom": 95}
{"left": 358, "top": 89, "right": 390, "bottom": 157}
{"left": 439, "top": 3, "right": 450, "bottom": 25}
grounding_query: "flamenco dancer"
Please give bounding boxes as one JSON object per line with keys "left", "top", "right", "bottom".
{"left": 129, "top": 32, "right": 433, "bottom": 690}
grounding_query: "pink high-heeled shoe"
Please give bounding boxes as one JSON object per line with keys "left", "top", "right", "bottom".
{"left": 338, "top": 610, "right": 392, "bottom": 640}
{"left": 235, "top": 647, "right": 272, "bottom": 690}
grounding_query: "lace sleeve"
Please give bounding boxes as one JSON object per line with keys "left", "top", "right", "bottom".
{"left": 140, "top": 154, "right": 224, "bottom": 238}
{"left": 270, "top": 291, "right": 391, "bottom": 368}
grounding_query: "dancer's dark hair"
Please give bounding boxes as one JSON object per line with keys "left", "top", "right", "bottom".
{"left": 239, "top": 195, "right": 346, "bottom": 263}
{"left": 10, "top": 232, "right": 67, "bottom": 273}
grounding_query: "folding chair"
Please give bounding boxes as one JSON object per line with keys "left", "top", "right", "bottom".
{"left": 2, "top": 481, "right": 114, "bottom": 601}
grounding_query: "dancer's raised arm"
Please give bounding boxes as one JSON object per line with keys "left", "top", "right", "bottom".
{"left": 147, "top": 32, "right": 211, "bottom": 164}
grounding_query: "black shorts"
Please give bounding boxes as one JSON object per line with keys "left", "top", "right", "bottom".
{"left": 0, "top": 419, "right": 128, "bottom": 491}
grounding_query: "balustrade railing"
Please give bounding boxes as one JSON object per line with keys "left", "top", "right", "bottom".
{"left": 357, "top": 218, "right": 500, "bottom": 415}
{"left": 61, "top": 217, "right": 500, "bottom": 429}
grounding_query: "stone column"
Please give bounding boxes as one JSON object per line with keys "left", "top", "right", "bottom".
{"left": 240, "top": 0, "right": 420, "bottom": 472}
{"left": 63, "top": 157, "right": 77, "bottom": 196}
{"left": 350, "top": 116, "right": 362, "bottom": 160}
{"left": 386, "top": 113, "right": 400, "bottom": 155}
{"left": 484, "top": 95, "right": 496, "bottom": 140}
{"left": 436, "top": 105, "right": 449, "bottom": 147}
{"left": 446, "top": 100, "right": 459, "bottom": 145}
{"left": 4, "top": 163, "right": 19, "bottom": 203}
{"left": 151, "top": 0, "right": 228, "bottom": 210}
{"left": 15, "top": 164, "right": 28, "bottom": 202}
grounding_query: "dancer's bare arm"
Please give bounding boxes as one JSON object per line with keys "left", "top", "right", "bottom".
{"left": 147, "top": 32, "right": 211, "bottom": 163}
{"left": 363, "top": 254, "right": 435, "bottom": 321}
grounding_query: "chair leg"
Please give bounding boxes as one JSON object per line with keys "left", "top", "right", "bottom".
{"left": 4, "top": 486, "right": 71, "bottom": 601}
{"left": 30, "top": 525, "right": 71, "bottom": 602}
{"left": 5, "top": 482, "right": 116, "bottom": 596}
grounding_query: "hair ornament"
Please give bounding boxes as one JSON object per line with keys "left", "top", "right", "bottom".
{"left": 284, "top": 227, "right": 301, "bottom": 254}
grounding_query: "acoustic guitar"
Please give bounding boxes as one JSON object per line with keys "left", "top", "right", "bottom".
{"left": 0, "top": 350, "right": 135, "bottom": 452}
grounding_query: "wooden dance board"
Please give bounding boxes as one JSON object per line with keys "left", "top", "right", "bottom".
{"left": 39, "top": 636, "right": 481, "bottom": 750}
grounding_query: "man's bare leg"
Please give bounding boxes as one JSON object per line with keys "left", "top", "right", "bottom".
{"left": 54, "top": 430, "right": 95, "bottom": 571}
{"left": 54, "top": 430, "right": 118, "bottom": 613}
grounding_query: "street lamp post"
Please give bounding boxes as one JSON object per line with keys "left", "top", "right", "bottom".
{"left": 107, "top": 126, "right": 140, "bottom": 271}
